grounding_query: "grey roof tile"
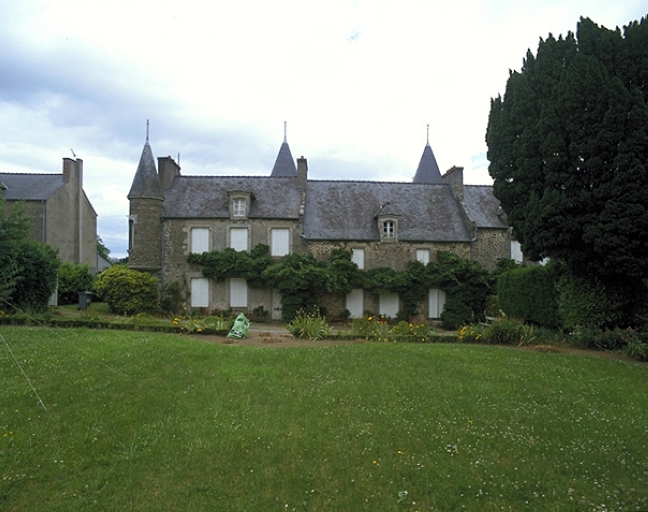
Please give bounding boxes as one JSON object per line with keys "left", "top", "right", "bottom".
{"left": 270, "top": 142, "right": 297, "bottom": 177}
{"left": 0, "top": 173, "right": 65, "bottom": 201}
{"left": 413, "top": 144, "right": 443, "bottom": 184}
{"left": 464, "top": 185, "right": 508, "bottom": 229}
{"left": 303, "top": 181, "right": 471, "bottom": 241}
{"left": 128, "top": 142, "right": 163, "bottom": 199}
{"left": 163, "top": 176, "right": 302, "bottom": 219}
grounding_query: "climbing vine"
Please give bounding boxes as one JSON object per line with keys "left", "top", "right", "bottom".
{"left": 187, "top": 245, "right": 491, "bottom": 325}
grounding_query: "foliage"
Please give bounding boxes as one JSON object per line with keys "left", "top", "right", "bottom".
{"left": 97, "top": 235, "right": 111, "bottom": 261}
{"left": 568, "top": 326, "right": 643, "bottom": 352}
{"left": 188, "top": 244, "right": 273, "bottom": 288}
{"left": 160, "top": 281, "right": 188, "bottom": 314}
{"left": 93, "top": 265, "right": 159, "bottom": 315}
{"left": 440, "top": 297, "right": 474, "bottom": 330}
{"left": 486, "top": 16, "right": 648, "bottom": 316}
{"left": 497, "top": 264, "right": 560, "bottom": 328}
{"left": 348, "top": 314, "right": 433, "bottom": 343}
{"left": 0, "top": 199, "right": 31, "bottom": 307}
{"left": 627, "top": 333, "right": 648, "bottom": 362}
{"left": 57, "top": 262, "right": 96, "bottom": 305}
{"left": 286, "top": 308, "right": 332, "bottom": 340}
{"left": 555, "top": 267, "right": 648, "bottom": 330}
{"left": 10, "top": 240, "right": 60, "bottom": 312}
{"left": 458, "top": 318, "right": 536, "bottom": 346}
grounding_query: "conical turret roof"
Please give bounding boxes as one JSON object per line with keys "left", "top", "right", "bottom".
{"left": 413, "top": 143, "right": 443, "bottom": 184}
{"left": 128, "top": 141, "right": 163, "bottom": 200}
{"left": 270, "top": 141, "right": 297, "bottom": 177}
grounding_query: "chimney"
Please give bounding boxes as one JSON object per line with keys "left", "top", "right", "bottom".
{"left": 442, "top": 166, "right": 464, "bottom": 201}
{"left": 62, "top": 157, "right": 83, "bottom": 187}
{"left": 297, "top": 156, "right": 308, "bottom": 190}
{"left": 158, "top": 156, "right": 181, "bottom": 190}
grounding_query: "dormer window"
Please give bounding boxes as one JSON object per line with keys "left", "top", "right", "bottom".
{"left": 228, "top": 187, "right": 253, "bottom": 219}
{"left": 382, "top": 220, "right": 395, "bottom": 239}
{"left": 233, "top": 198, "right": 246, "bottom": 217}
{"left": 374, "top": 202, "right": 399, "bottom": 243}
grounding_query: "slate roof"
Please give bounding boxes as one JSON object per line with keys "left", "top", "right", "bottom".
{"left": 128, "top": 142, "right": 163, "bottom": 200}
{"left": 302, "top": 181, "right": 472, "bottom": 241}
{"left": 270, "top": 142, "right": 297, "bottom": 177}
{"left": 162, "top": 176, "right": 302, "bottom": 219}
{"left": 0, "top": 173, "right": 66, "bottom": 201}
{"left": 412, "top": 144, "right": 443, "bottom": 184}
{"left": 463, "top": 185, "right": 509, "bottom": 229}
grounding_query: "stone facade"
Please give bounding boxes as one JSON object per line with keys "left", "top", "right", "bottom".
{"left": 128, "top": 134, "right": 514, "bottom": 319}
{"left": 1, "top": 158, "right": 98, "bottom": 271}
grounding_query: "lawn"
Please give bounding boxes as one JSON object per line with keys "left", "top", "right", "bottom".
{"left": 1, "top": 326, "right": 647, "bottom": 511}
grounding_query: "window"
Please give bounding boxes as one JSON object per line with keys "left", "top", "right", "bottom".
{"left": 230, "top": 228, "right": 248, "bottom": 251}
{"left": 346, "top": 289, "right": 364, "bottom": 319}
{"left": 191, "top": 228, "right": 210, "bottom": 254}
{"left": 230, "top": 278, "right": 248, "bottom": 308}
{"left": 511, "top": 241, "right": 523, "bottom": 263}
{"left": 233, "top": 198, "right": 246, "bottom": 217}
{"left": 190, "top": 278, "right": 209, "bottom": 307}
{"left": 379, "top": 292, "right": 399, "bottom": 318}
{"left": 428, "top": 288, "right": 446, "bottom": 319}
{"left": 351, "top": 248, "right": 365, "bottom": 270}
{"left": 416, "top": 249, "right": 430, "bottom": 265}
{"left": 383, "top": 221, "right": 395, "bottom": 238}
{"left": 271, "top": 228, "right": 291, "bottom": 256}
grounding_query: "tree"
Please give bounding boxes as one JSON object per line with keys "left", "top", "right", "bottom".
{"left": 0, "top": 197, "right": 60, "bottom": 311}
{"left": 97, "top": 236, "right": 111, "bottom": 261}
{"left": 486, "top": 16, "right": 648, "bottom": 327}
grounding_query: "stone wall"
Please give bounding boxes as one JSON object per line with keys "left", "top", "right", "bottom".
{"left": 469, "top": 229, "right": 511, "bottom": 271}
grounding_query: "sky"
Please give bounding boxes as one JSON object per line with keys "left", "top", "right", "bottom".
{"left": 1, "top": 0, "right": 646, "bottom": 259}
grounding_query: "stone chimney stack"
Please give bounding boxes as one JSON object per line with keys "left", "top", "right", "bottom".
{"left": 297, "top": 156, "right": 308, "bottom": 190}
{"left": 442, "top": 166, "right": 464, "bottom": 201}
{"left": 158, "top": 156, "right": 181, "bottom": 190}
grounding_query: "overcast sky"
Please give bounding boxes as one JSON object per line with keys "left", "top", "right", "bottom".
{"left": 1, "top": 1, "right": 646, "bottom": 259}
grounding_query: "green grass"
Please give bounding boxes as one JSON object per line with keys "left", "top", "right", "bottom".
{"left": 1, "top": 327, "right": 647, "bottom": 511}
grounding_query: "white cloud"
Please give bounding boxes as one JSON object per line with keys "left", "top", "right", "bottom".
{"left": 0, "top": 0, "right": 645, "bottom": 258}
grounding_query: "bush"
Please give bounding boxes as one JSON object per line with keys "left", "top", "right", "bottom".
{"left": 58, "top": 262, "right": 96, "bottom": 305}
{"left": 497, "top": 265, "right": 560, "bottom": 328}
{"left": 483, "top": 317, "right": 535, "bottom": 346}
{"left": 569, "top": 326, "right": 641, "bottom": 351}
{"left": 287, "top": 309, "right": 331, "bottom": 340}
{"left": 440, "top": 298, "right": 473, "bottom": 330}
{"left": 627, "top": 334, "right": 648, "bottom": 362}
{"left": 94, "top": 265, "right": 159, "bottom": 315}
{"left": 10, "top": 240, "right": 60, "bottom": 311}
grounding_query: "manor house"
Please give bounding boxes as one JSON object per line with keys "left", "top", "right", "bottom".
{"left": 128, "top": 131, "right": 518, "bottom": 319}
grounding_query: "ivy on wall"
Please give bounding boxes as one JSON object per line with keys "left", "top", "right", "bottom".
{"left": 187, "top": 245, "right": 492, "bottom": 325}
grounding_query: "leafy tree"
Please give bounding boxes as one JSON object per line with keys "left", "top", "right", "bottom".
{"left": 486, "top": 16, "right": 648, "bottom": 327}
{"left": 58, "top": 262, "right": 96, "bottom": 305}
{"left": 0, "top": 198, "right": 59, "bottom": 311}
{"left": 97, "top": 236, "right": 111, "bottom": 261}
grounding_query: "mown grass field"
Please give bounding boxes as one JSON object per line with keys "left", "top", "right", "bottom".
{"left": 1, "top": 326, "right": 647, "bottom": 511}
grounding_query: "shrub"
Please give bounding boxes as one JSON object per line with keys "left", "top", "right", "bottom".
{"left": 570, "top": 326, "right": 641, "bottom": 352}
{"left": 457, "top": 324, "right": 487, "bottom": 343}
{"left": 10, "top": 240, "right": 60, "bottom": 311}
{"left": 350, "top": 314, "right": 390, "bottom": 339}
{"left": 287, "top": 309, "right": 331, "bottom": 340}
{"left": 497, "top": 265, "right": 560, "bottom": 328}
{"left": 440, "top": 298, "right": 473, "bottom": 330}
{"left": 627, "top": 333, "right": 648, "bottom": 362}
{"left": 58, "top": 262, "right": 96, "bottom": 305}
{"left": 94, "top": 265, "right": 159, "bottom": 315}
{"left": 483, "top": 317, "right": 535, "bottom": 346}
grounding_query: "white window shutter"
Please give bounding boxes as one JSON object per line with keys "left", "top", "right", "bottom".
{"left": 346, "top": 288, "right": 364, "bottom": 319}
{"left": 379, "top": 292, "right": 399, "bottom": 318}
{"left": 428, "top": 288, "right": 446, "bottom": 319}
{"left": 416, "top": 249, "right": 430, "bottom": 265}
{"left": 351, "top": 248, "right": 365, "bottom": 269}
{"left": 271, "top": 229, "right": 290, "bottom": 256}
{"left": 230, "top": 228, "right": 248, "bottom": 251}
{"left": 190, "top": 278, "right": 209, "bottom": 307}
{"left": 191, "top": 228, "right": 210, "bottom": 254}
{"left": 230, "top": 278, "right": 248, "bottom": 308}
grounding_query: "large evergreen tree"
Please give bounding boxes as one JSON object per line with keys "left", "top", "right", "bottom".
{"left": 487, "top": 17, "right": 648, "bottom": 295}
